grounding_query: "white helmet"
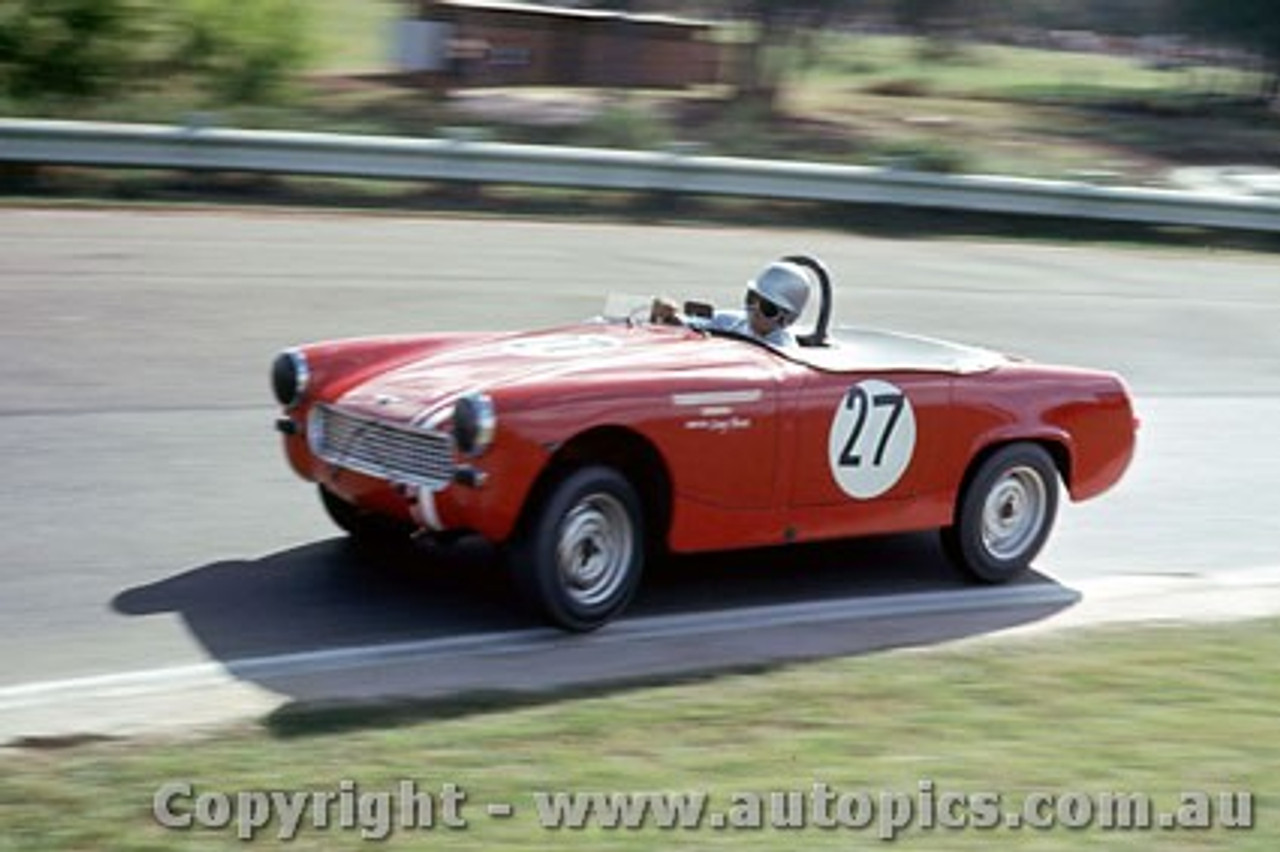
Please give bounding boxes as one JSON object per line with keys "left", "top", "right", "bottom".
{"left": 747, "top": 260, "right": 812, "bottom": 323}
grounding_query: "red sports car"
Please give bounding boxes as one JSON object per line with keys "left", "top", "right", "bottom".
{"left": 272, "top": 256, "right": 1136, "bottom": 630}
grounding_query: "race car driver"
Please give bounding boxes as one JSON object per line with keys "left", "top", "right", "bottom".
{"left": 651, "top": 259, "right": 813, "bottom": 348}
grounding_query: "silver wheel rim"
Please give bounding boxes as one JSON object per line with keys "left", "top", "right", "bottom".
{"left": 556, "top": 492, "right": 634, "bottom": 608}
{"left": 981, "top": 465, "right": 1048, "bottom": 561}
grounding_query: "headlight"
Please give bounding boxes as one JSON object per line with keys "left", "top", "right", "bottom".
{"left": 453, "top": 393, "right": 496, "bottom": 456}
{"left": 271, "top": 348, "right": 309, "bottom": 409}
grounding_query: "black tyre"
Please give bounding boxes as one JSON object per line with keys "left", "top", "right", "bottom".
{"left": 942, "top": 443, "right": 1059, "bottom": 583}
{"left": 318, "top": 485, "right": 409, "bottom": 545}
{"left": 509, "top": 466, "right": 645, "bottom": 632}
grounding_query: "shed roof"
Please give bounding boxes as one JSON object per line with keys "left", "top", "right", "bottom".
{"left": 425, "top": 0, "right": 715, "bottom": 30}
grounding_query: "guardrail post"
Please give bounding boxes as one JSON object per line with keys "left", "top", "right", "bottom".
{"left": 436, "top": 127, "right": 490, "bottom": 205}
{"left": 640, "top": 142, "right": 705, "bottom": 216}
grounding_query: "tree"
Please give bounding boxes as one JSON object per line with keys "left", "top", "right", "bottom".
{"left": 174, "top": 0, "right": 313, "bottom": 104}
{"left": 0, "top": 0, "right": 149, "bottom": 98}
{"left": 1000, "top": 0, "right": 1179, "bottom": 36}
{"left": 892, "top": 0, "right": 961, "bottom": 35}
{"left": 731, "top": 0, "right": 855, "bottom": 109}
{"left": 1181, "top": 0, "right": 1280, "bottom": 99}
{"left": 890, "top": 0, "right": 964, "bottom": 59}
{"left": 0, "top": 0, "right": 312, "bottom": 105}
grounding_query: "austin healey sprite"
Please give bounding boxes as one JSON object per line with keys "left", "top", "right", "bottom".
{"left": 272, "top": 255, "right": 1136, "bottom": 630}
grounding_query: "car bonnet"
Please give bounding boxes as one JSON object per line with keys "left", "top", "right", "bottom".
{"left": 330, "top": 323, "right": 761, "bottom": 425}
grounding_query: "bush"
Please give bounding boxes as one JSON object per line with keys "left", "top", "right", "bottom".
{"left": 0, "top": 0, "right": 150, "bottom": 98}
{"left": 872, "top": 139, "right": 970, "bottom": 173}
{"left": 0, "top": 0, "right": 310, "bottom": 105}
{"left": 699, "top": 98, "right": 774, "bottom": 156}
{"left": 864, "top": 78, "right": 933, "bottom": 98}
{"left": 576, "top": 101, "right": 672, "bottom": 150}
{"left": 174, "top": 0, "right": 312, "bottom": 104}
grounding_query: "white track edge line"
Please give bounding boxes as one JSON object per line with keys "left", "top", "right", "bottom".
{"left": 0, "top": 584, "right": 1079, "bottom": 710}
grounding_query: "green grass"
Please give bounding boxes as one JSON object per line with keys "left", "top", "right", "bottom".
{"left": 799, "top": 35, "right": 1260, "bottom": 101}
{"left": 782, "top": 35, "right": 1274, "bottom": 177}
{"left": 1, "top": 618, "right": 1277, "bottom": 850}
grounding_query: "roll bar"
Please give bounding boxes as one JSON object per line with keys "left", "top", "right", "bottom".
{"left": 784, "top": 254, "right": 833, "bottom": 348}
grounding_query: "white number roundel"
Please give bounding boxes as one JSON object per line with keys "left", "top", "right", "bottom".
{"left": 827, "top": 379, "right": 917, "bottom": 500}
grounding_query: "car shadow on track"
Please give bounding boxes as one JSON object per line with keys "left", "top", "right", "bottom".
{"left": 112, "top": 532, "right": 1078, "bottom": 725}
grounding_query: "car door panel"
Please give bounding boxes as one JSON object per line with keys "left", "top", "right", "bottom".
{"left": 786, "top": 369, "right": 954, "bottom": 539}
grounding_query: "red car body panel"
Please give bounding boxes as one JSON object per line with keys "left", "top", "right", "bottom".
{"left": 277, "top": 321, "right": 1136, "bottom": 554}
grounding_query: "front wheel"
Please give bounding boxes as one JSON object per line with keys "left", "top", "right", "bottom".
{"left": 942, "top": 443, "right": 1059, "bottom": 583}
{"left": 509, "top": 466, "right": 645, "bottom": 632}
{"left": 318, "top": 485, "right": 410, "bottom": 546}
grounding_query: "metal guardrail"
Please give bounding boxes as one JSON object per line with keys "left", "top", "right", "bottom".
{"left": 3, "top": 117, "right": 1280, "bottom": 232}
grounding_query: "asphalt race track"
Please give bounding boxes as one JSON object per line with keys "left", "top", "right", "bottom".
{"left": 1, "top": 208, "right": 1278, "bottom": 725}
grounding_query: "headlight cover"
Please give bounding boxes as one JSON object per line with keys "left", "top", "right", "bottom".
{"left": 271, "top": 348, "right": 310, "bottom": 409}
{"left": 453, "top": 393, "right": 496, "bottom": 456}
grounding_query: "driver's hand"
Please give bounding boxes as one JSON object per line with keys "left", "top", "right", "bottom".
{"left": 650, "top": 297, "right": 682, "bottom": 326}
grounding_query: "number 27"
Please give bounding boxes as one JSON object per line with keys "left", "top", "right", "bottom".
{"left": 839, "top": 387, "right": 905, "bottom": 468}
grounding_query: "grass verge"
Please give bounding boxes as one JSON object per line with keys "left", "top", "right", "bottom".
{"left": 1, "top": 618, "right": 1276, "bottom": 850}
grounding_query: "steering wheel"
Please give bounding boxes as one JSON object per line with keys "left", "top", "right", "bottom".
{"left": 783, "top": 254, "right": 833, "bottom": 347}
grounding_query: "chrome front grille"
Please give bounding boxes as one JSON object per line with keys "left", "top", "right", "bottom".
{"left": 312, "top": 405, "right": 454, "bottom": 489}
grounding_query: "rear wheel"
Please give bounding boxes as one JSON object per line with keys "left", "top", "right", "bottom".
{"left": 509, "top": 466, "right": 644, "bottom": 632}
{"left": 942, "top": 443, "right": 1059, "bottom": 583}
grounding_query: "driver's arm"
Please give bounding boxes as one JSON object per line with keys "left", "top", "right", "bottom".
{"left": 649, "top": 297, "right": 684, "bottom": 326}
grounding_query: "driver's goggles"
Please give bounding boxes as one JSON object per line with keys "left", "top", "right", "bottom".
{"left": 746, "top": 291, "right": 783, "bottom": 319}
